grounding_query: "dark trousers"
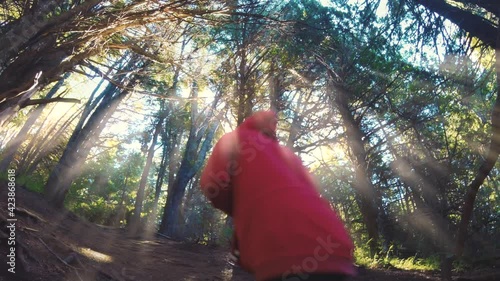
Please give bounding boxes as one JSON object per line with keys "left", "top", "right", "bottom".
{"left": 265, "top": 273, "right": 347, "bottom": 281}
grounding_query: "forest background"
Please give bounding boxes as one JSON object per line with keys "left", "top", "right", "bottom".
{"left": 0, "top": 1, "right": 499, "bottom": 280}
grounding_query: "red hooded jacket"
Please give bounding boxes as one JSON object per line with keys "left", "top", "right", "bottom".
{"left": 200, "top": 111, "right": 355, "bottom": 281}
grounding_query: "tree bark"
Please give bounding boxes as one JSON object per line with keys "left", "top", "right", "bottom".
{"left": 44, "top": 57, "right": 142, "bottom": 208}
{"left": 128, "top": 116, "right": 163, "bottom": 236}
{"left": 447, "top": 33, "right": 500, "bottom": 278}
{"left": 331, "top": 80, "right": 380, "bottom": 256}
{"left": 20, "top": 97, "right": 80, "bottom": 108}
{"left": 44, "top": 84, "right": 130, "bottom": 208}
{"left": 159, "top": 85, "right": 219, "bottom": 237}
{"left": 148, "top": 137, "right": 169, "bottom": 228}
{"left": 413, "top": 0, "right": 498, "bottom": 48}
{"left": 269, "top": 61, "right": 285, "bottom": 112}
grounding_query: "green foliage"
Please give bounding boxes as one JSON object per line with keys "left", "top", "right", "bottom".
{"left": 181, "top": 194, "right": 231, "bottom": 246}
{"left": 15, "top": 173, "right": 46, "bottom": 193}
{"left": 354, "top": 243, "right": 440, "bottom": 271}
{"left": 71, "top": 198, "right": 117, "bottom": 225}
{"left": 389, "top": 256, "right": 440, "bottom": 271}
{"left": 0, "top": 169, "right": 47, "bottom": 194}
{"left": 65, "top": 150, "right": 145, "bottom": 226}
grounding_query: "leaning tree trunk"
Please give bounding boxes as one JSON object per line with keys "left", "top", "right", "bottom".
{"left": 128, "top": 115, "right": 164, "bottom": 236}
{"left": 149, "top": 138, "right": 169, "bottom": 226}
{"left": 412, "top": 0, "right": 498, "bottom": 49}
{"left": 333, "top": 82, "right": 380, "bottom": 257}
{"left": 440, "top": 36, "right": 500, "bottom": 281}
{"left": 159, "top": 123, "right": 217, "bottom": 237}
{"left": 148, "top": 68, "right": 181, "bottom": 228}
{"left": 0, "top": 0, "right": 101, "bottom": 68}
{"left": 159, "top": 85, "right": 219, "bottom": 237}
{"left": 0, "top": 35, "right": 96, "bottom": 125}
{"left": 44, "top": 56, "right": 143, "bottom": 208}
{"left": 44, "top": 84, "right": 130, "bottom": 208}
{"left": 455, "top": 37, "right": 500, "bottom": 257}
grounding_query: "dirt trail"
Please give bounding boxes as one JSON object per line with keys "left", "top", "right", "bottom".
{"left": 0, "top": 185, "right": 496, "bottom": 281}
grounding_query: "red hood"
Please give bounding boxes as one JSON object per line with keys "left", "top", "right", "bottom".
{"left": 201, "top": 109, "right": 355, "bottom": 280}
{"left": 239, "top": 111, "right": 277, "bottom": 138}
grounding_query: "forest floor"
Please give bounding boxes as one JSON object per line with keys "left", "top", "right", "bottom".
{"left": 1, "top": 185, "right": 498, "bottom": 281}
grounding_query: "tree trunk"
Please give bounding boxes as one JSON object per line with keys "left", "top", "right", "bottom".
{"left": 159, "top": 85, "right": 219, "bottom": 237}
{"left": 441, "top": 32, "right": 500, "bottom": 281}
{"left": 413, "top": 0, "right": 497, "bottom": 49}
{"left": 112, "top": 175, "right": 130, "bottom": 227}
{"left": 44, "top": 85, "right": 130, "bottom": 208}
{"left": 159, "top": 169, "right": 193, "bottom": 237}
{"left": 129, "top": 116, "right": 163, "bottom": 236}
{"left": 269, "top": 61, "right": 285, "bottom": 112}
{"left": 148, "top": 66, "right": 181, "bottom": 228}
{"left": 237, "top": 49, "right": 250, "bottom": 125}
{"left": 44, "top": 56, "right": 142, "bottom": 208}
{"left": 286, "top": 91, "right": 313, "bottom": 150}
{"left": 148, "top": 139, "right": 169, "bottom": 228}
{"left": 182, "top": 177, "right": 198, "bottom": 219}
{"left": 332, "top": 82, "right": 380, "bottom": 256}
{"left": 0, "top": 71, "right": 43, "bottom": 127}
{"left": 286, "top": 99, "right": 304, "bottom": 149}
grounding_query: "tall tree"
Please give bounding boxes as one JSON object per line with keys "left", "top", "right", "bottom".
{"left": 128, "top": 111, "right": 165, "bottom": 236}
{"left": 401, "top": 1, "right": 500, "bottom": 278}
{"left": 159, "top": 82, "right": 220, "bottom": 237}
{"left": 212, "top": 0, "right": 282, "bottom": 123}
{"left": 44, "top": 55, "right": 145, "bottom": 208}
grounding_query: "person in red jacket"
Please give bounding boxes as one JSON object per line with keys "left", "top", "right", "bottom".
{"left": 200, "top": 111, "right": 355, "bottom": 281}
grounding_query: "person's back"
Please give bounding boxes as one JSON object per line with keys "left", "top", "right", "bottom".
{"left": 201, "top": 111, "right": 355, "bottom": 281}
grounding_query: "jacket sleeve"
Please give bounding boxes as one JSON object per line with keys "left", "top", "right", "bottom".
{"left": 200, "top": 132, "right": 238, "bottom": 216}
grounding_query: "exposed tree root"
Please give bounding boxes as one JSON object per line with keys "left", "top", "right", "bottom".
{"left": 16, "top": 207, "right": 46, "bottom": 223}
